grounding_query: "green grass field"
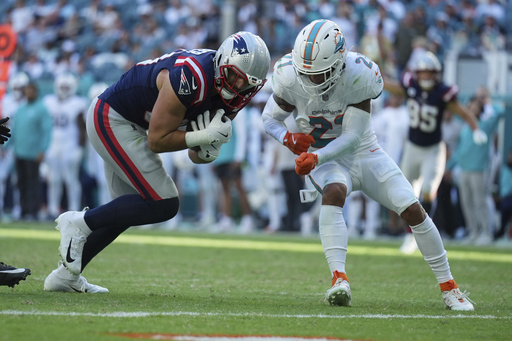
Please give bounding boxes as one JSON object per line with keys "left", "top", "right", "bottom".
{"left": 1, "top": 222, "right": 511, "bottom": 341}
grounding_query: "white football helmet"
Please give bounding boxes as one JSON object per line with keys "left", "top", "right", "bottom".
{"left": 292, "top": 19, "right": 347, "bottom": 96}
{"left": 54, "top": 73, "right": 78, "bottom": 100}
{"left": 9, "top": 72, "right": 30, "bottom": 100}
{"left": 413, "top": 51, "right": 442, "bottom": 91}
{"left": 214, "top": 31, "right": 271, "bottom": 110}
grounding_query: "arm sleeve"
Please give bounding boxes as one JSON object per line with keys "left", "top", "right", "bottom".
{"left": 314, "top": 106, "right": 371, "bottom": 165}
{"left": 262, "top": 95, "right": 292, "bottom": 144}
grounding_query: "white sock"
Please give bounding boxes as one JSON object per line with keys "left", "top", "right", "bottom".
{"left": 56, "top": 263, "right": 79, "bottom": 279}
{"left": 319, "top": 205, "right": 347, "bottom": 275}
{"left": 410, "top": 216, "right": 452, "bottom": 283}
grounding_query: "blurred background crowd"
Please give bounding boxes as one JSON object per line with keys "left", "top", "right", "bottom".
{"left": 0, "top": 0, "right": 511, "bottom": 247}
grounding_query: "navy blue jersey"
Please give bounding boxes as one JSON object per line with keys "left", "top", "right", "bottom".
{"left": 99, "top": 49, "right": 234, "bottom": 129}
{"left": 400, "top": 72, "right": 458, "bottom": 147}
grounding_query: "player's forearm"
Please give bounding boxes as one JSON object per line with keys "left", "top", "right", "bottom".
{"left": 262, "top": 113, "right": 287, "bottom": 143}
{"left": 314, "top": 106, "right": 370, "bottom": 165}
{"left": 262, "top": 96, "right": 290, "bottom": 143}
{"left": 148, "top": 130, "right": 188, "bottom": 153}
{"left": 314, "top": 130, "right": 361, "bottom": 165}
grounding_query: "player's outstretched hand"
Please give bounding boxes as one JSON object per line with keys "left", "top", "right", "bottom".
{"left": 0, "top": 117, "right": 11, "bottom": 144}
{"left": 295, "top": 152, "right": 318, "bottom": 176}
{"left": 283, "top": 132, "right": 315, "bottom": 155}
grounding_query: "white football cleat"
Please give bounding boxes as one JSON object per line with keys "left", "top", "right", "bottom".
{"left": 325, "top": 277, "right": 352, "bottom": 307}
{"left": 56, "top": 209, "right": 92, "bottom": 275}
{"left": 44, "top": 263, "right": 108, "bottom": 293}
{"left": 442, "top": 288, "right": 475, "bottom": 311}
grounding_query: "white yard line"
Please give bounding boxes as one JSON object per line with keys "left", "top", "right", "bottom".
{"left": 0, "top": 310, "right": 510, "bottom": 319}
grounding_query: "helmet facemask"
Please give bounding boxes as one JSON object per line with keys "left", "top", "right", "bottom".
{"left": 215, "top": 64, "right": 266, "bottom": 110}
{"left": 294, "top": 60, "right": 343, "bottom": 96}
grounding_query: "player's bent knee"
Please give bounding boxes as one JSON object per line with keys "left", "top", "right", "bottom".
{"left": 322, "top": 183, "right": 347, "bottom": 207}
{"left": 400, "top": 202, "right": 426, "bottom": 226}
{"left": 149, "top": 197, "right": 180, "bottom": 222}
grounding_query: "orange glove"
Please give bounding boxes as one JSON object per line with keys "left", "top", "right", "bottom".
{"left": 283, "top": 132, "right": 315, "bottom": 155}
{"left": 295, "top": 152, "right": 318, "bottom": 175}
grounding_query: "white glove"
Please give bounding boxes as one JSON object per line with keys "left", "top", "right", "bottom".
{"left": 472, "top": 128, "right": 488, "bottom": 145}
{"left": 197, "top": 140, "right": 223, "bottom": 161}
{"left": 186, "top": 109, "right": 232, "bottom": 147}
{"left": 189, "top": 110, "right": 229, "bottom": 161}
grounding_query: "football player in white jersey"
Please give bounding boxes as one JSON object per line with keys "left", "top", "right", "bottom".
{"left": 262, "top": 19, "right": 474, "bottom": 311}
{"left": 43, "top": 73, "right": 88, "bottom": 218}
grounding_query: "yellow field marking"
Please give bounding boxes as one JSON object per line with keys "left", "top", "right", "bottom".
{"left": 1, "top": 228, "right": 511, "bottom": 263}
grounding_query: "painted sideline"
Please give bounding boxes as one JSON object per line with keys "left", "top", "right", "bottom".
{"left": 1, "top": 228, "right": 511, "bottom": 263}
{"left": 0, "top": 310, "right": 510, "bottom": 319}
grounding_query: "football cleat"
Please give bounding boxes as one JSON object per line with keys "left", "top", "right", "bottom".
{"left": 0, "top": 262, "right": 31, "bottom": 287}
{"left": 325, "top": 272, "right": 352, "bottom": 307}
{"left": 56, "top": 209, "right": 92, "bottom": 275}
{"left": 44, "top": 263, "right": 108, "bottom": 293}
{"left": 441, "top": 280, "right": 474, "bottom": 311}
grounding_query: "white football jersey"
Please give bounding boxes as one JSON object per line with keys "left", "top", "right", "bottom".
{"left": 44, "top": 94, "right": 88, "bottom": 149}
{"left": 1, "top": 93, "right": 25, "bottom": 119}
{"left": 271, "top": 51, "right": 383, "bottom": 153}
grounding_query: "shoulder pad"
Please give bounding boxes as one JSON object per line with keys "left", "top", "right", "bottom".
{"left": 343, "top": 52, "right": 383, "bottom": 100}
{"left": 272, "top": 54, "right": 296, "bottom": 89}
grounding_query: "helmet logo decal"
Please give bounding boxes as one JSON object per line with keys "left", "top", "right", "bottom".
{"left": 303, "top": 20, "right": 327, "bottom": 68}
{"left": 231, "top": 34, "right": 249, "bottom": 56}
{"left": 334, "top": 32, "right": 345, "bottom": 54}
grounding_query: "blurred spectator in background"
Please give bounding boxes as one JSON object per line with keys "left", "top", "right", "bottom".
{"left": 213, "top": 109, "right": 255, "bottom": 234}
{"left": 434, "top": 110, "right": 465, "bottom": 240}
{"left": 371, "top": 93, "right": 409, "bottom": 236}
{"left": 43, "top": 73, "right": 87, "bottom": 219}
{"left": 1, "top": 72, "right": 29, "bottom": 222}
{"left": 448, "top": 94, "right": 504, "bottom": 245}
{"left": 391, "top": 11, "right": 419, "bottom": 77}
{"left": 10, "top": 82, "right": 52, "bottom": 220}
{"left": 495, "top": 149, "right": 512, "bottom": 242}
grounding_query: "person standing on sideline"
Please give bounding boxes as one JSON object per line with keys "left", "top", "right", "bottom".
{"left": 43, "top": 73, "right": 88, "bottom": 219}
{"left": 448, "top": 96, "right": 504, "bottom": 245}
{"left": 1, "top": 72, "right": 29, "bottom": 222}
{"left": 44, "top": 32, "right": 270, "bottom": 293}
{"left": 9, "top": 82, "right": 53, "bottom": 221}
{"left": 383, "top": 51, "right": 487, "bottom": 254}
{"left": 262, "top": 19, "right": 474, "bottom": 310}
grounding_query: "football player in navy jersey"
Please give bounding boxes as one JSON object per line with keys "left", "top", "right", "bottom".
{"left": 384, "top": 51, "right": 487, "bottom": 254}
{"left": 44, "top": 32, "right": 270, "bottom": 293}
